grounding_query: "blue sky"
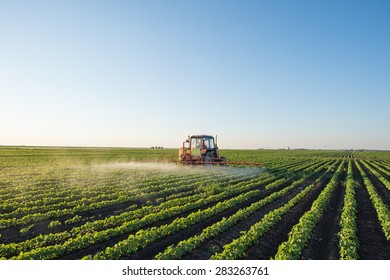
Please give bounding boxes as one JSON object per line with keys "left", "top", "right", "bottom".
{"left": 1, "top": 0, "right": 389, "bottom": 149}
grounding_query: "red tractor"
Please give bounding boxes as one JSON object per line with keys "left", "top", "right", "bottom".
{"left": 179, "top": 135, "right": 227, "bottom": 165}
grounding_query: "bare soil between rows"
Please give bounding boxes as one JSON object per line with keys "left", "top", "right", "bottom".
{"left": 353, "top": 161, "right": 390, "bottom": 259}
{"left": 60, "top": 175, "right": 285, "bottom": 259}
{"left": 184, "top": 170, "right": 329, "bottom": 260}
{"left": 300, "top": 165, "right": 347, "bottom": 260}
{"left": 3, "top": 159, "right": 389, "bottom": 260}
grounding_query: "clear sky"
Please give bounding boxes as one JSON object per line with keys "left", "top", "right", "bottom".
{"left": 1, "top": 0, "right": 389, "bottom": 150}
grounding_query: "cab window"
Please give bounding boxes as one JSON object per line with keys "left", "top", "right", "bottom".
{"left": 192, "top": 138, "right": 203, "bottom": 148}
{"left": 203, "top": 138, "right": 214, "bottom": 149}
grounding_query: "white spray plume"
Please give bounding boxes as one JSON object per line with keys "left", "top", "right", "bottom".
{"left": 91, "top": 161, "right": 264, "bottom": 178}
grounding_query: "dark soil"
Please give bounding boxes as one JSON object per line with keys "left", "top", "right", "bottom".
{"left": 300, "top": 164, "right": 346, "bottom": 260}
{"left": 185, "top": 171, "right": 329, "bottom": 260}
{"left": 0, "top": 200, "right": 140, "bottom": 244}
{"left": 60, "top": 176, "right": 291, "bottom": 259}
{"left": 127, "top": 182, "right": 301, "bottom": 260}
{"left": 359, "top": 162, "right": 390, "bottom": 207}
{"left": 0, "top": 174, "right": 260, "bottom": 245}
{"left": 5, "top": 159, "right": 389, "bottom": 260}
{"left": 353, "top": 161, "right": 390, "bottom": 260}
{"left": 241, "top": 173, "right": 331, "bottom": 260}
{"left": 0, "top": 177, "right": 221, "bottom": 245}
{"left": 366, "top": 161, "right": 390, "bottom": 180}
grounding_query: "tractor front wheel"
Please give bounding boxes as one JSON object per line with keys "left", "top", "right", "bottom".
{"left": 204, "top": 153, "right": 213, "bottom": 165}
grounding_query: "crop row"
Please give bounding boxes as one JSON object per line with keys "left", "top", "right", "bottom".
{"left": 9, "top": 156, "right": 325, "bottom": 260}
{"left": 0, "top": 171, "right": 274, "bottom": 259}
{"left": 273, "top": 160, "right": 345, "bottom": 259}
{"left": 3, "top": 148, "right": 389, "bottom": 260}
{"left": 7, "top": 171, "right": 286, "bottom": 259}
{"left": 156, "top": 176, "right": 310, "bottom": 260}
{"left": 360, "top": 161, "right": 390, "bottom": 192}
{"left": 155, "top": 159, "right": 334, "bottom": 260}
{"left": 355, "top": 161, "right": 390, "bottom": 240}
{"left": 211, "top": 160, "right": 339, "bottom": 260}
{"left": 86, "top": 188, "right": 267, "bottom": 260}
{"left": 0, "top": 167, "right": 259, "bottom": 229}
{"left": 338, "top": 160, "right": 359, "bottom": 260}
{"left": 0, "top": 168, "right": 243, "bottom": 214}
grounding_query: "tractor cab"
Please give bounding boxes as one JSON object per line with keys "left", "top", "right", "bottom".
{"left": 190, "top": 135, "right": 215, "bottom": 157}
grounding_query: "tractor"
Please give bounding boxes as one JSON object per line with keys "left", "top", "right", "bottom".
{"left": 179, "top": 135, "right": 227, "bottom": 165}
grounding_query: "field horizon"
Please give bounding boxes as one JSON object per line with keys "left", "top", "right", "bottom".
{"left": 1, "top": 145, "right": 389, "bottom": 152}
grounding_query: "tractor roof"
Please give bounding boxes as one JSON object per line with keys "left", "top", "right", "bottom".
{"left": 190, "top": 135, "right": 214, "bottom": 139}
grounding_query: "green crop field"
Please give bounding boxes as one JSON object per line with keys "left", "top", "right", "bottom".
{"left": 0, "top": 147, "right": 389, "bottom": 260}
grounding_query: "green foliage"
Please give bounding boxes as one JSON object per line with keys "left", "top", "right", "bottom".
{"left": 1, "top": 147, "right": 390, "bottom": 259}
{"left": 64, "top": 215, "right": 83, "bottom": 225}
{"left": 356, "top": 161, "right": 390, "bottom": 240}
{"left": 338, "top": 160, "right": 359, "bottom": 260}
{"left": 274, "top": 161, "right": 345, "bottom": 260}
{"left": 20, "top": 224, "right": 34, "bottom": 237}
{"left": 48, "top": 220, "right": 62, "bottom": 229}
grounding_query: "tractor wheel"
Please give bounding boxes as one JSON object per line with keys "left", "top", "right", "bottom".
{"left": 204, "top": 153, "right": 213, "bottom": 165}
